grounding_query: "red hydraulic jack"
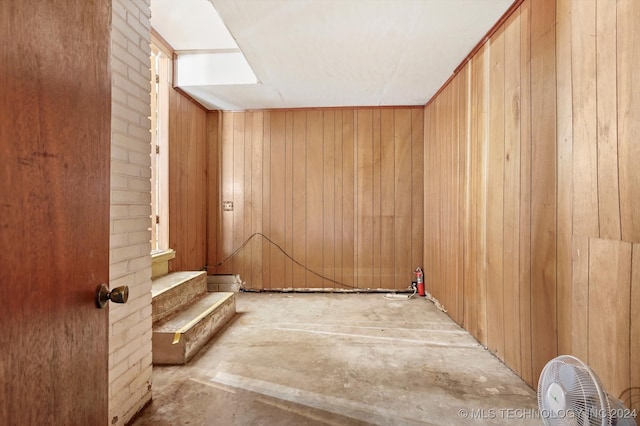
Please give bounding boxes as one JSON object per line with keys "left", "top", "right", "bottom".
{"left": 415, "top": 267, "right": 425, "bottom": 297}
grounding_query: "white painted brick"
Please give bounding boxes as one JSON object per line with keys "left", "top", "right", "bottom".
{"left": 109, "top": 260, "right": 129, "bottom": 278}
{"left": 140, "top": 166, "right": 151, "bottom": 179}
{"left": 109, "top": 295, "right": 148, "bottom": 324}
{"left": 111, "top": 144, "right": 129, "bottom": 162}
{"left": 112, "top": 102, "right": 140, "bottom": 123}
{"left": 119, "top": 138, "right": 150, "bottom": 156}
{"left": 139, "top": 115, "right": 152, "bottom": 130}
{"left": 110, "top": 363, "right": 138, "bottom": 393}
{"left": 113, "top": 65, "right": 143, "bottom": 97}
{"left": 120, "top": 15, "right": 144, "bottom": 45}
{"left": 128, "top": 151, "right": 150, "bottom": 168}
{"left": 128, "top": 230, "right": 151, "bottom": 244}
{"left": 112, "top": 133, "right": 138, "bottom": 151}
{"left": 112, "top": 86, "right": 128, "bottom": 106}
{"left": 110, "top": 232, "right": 128, "bottom": 248}
{"left": 128, "top": 362, "right": 152, "bottom": 389}
{"left": 127, "top": 92, "right": 150, "bottom": 114}
{"left": 127, "top": 177, "right": 150, "bottom": 193}
{"left": 128, "top": 123, "right": 152, "bottom": 141}
{"left": 111, "top": 245, "right": 142, "bottom": 262}
{"left": 110, "top": 0, "right": 152, "bottom": 421}
{"left": 113, "top": 1, "right": 127, "bottom": 19}
{"left": 127, "top": 68, "right": 151, "bottom": 93}
{"left": 112, "top": 117, "right": 129, "bottom": 134}
{"left": 128, "top": 203, "right": 150, "bottom": 217}
{"left": 127, "top": 41, "right": 150, "bottom": 70}
{"left": 138, "top": 7, "right": 151, "bottom": 27}
{"left": 111, "top": 160, "right": 144, "bottom": 178}
{"left": 111, "top": 189, "right": 151, "bottom": 205}
{"left": 129, "top": 255, "right": 151, "bottom": 272}
{"left": 108, "top": 357, "right": 130, "bottom": 385}
{"left": 126, "top": 14, "right": 149, "bottom": 45}
{"left": 113, "top": 217, "right": 150, "bottom": 233}
{"left": 118, "top": 386, "right": 152, "bottom": 426}
{"left": 126, "top": 282, "right": 150, "bottom": 301}
{"left": 139, "top": 304, "right": 152, "bottom": 321}
{"left": 110, "top": 273, "right": 134, "bottom": 289}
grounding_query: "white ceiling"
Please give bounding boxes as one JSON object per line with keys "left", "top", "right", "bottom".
{"left": 151, "top": 0, "right": 513, "bottom": 111}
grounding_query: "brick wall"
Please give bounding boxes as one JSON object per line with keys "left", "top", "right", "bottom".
{"left": 109, "top": 0, "right": 153, "bottom": 424}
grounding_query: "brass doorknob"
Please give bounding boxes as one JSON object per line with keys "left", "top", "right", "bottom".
{"left": 96, "top": 284, "right": 129, "bottom": 308}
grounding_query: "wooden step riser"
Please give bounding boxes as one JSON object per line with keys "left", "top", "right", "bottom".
{"left": 152, "top": 274, "right": 207, "bottom": 324}
{"left": 152, "top": 294, "right": 236, "bottom": 365}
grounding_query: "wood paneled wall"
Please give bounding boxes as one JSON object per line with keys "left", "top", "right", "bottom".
{"left": 209, "top": 108, "right": 424, "bottom": 290}
{"left": 168, "top": 88, "right": 208, "bottom": 271}
{"left": 424, "top": 0, "right": 640, "bottom": 402}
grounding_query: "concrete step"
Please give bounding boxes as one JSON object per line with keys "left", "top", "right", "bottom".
{"left": 151, "top": 271, "right": 207, "bottom": 324}
{"left": 152, "top": 292, "right": 236, "bottom": 365}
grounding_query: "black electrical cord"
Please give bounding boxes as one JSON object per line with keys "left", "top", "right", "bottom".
{"left": 213, "top": 232, "right": 359, "bottom": 289}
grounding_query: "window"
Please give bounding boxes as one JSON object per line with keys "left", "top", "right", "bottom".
{"left": 150, "top": 42, "right": 170, "bottom": 253}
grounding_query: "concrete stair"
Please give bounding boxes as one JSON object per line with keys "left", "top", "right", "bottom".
{"left": 151, "top": 271, "right": 235, "bottom": 365}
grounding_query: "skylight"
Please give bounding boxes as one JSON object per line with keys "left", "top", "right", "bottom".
{"left": 150, "top": 0, "right": 258, "bottom": 86}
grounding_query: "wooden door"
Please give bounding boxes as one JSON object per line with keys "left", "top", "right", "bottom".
{"left": 0, "top": 1, "right": 111, "bottom": 424}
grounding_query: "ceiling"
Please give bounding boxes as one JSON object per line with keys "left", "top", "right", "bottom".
{"left": 151, "top": 0, "right": 513, "bottom": 111}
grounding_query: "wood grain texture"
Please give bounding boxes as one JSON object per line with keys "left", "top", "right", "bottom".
{"left": 570, "top": 236, "right": 589, "bottom": 361}
{"left": 285, "top": 111, "right": 294, "bottom": 288}
{"left": 219, "top": 112, "right": 234, "bottom": 274}
{"left": 292, "top": 111, "right": 307, "bottom": 287}
{"left": 207, "top": 112, "right": 220, "bottom": 275}
{"left": 357, "top": 109, "right": 374, "bottom": 288}
{"left": 461, "top": 62, "right": 477, "bottom": 336}
{"left": 518, "top": 0, "right": 533, "bottom": 386}
{"left": 456, "top": 66, "right": 469, "bottom": 323}
{"left": 381, "top": 110, "right": 396, "bottom": 287}
{"left": 251, "top": 112, "right": 264, "bottom": 288}
{"left": 394, "top": 109, "right": 413, "bottom": 290}
{"left": 588, "top": 238, "right": 631, "bottom": 398}
{"left": 503, "top": 11, "right": 522, "bottom": 373}
{"left": 571, "top": 0, "right": 599, "bottom": 238}
{"left": 168, "top": 88, "right": 208, "bottom": 271}
{"left": 213, "top": 108, "right": 422, "bottom": 289}
{"left": 617, "top": 0, "right": 640, "bottom": 243}
{"left": 421, "top": 0, "right": 637, "bottom": 395}
{"left": 270, "top": 111, "right": 286, "bottom": 287}
{"left": 243, "top": 113, "right": 254, "bottom": 286}
{"left": 323, "top": 111, "right": 336, "bottom": 287}
{"left": 631, "top": 244, "right": 640, "bottom": 412}
{"left": 476, "top": 44, "right": 489, "bottom": 347}
{"left": 596, "top": 0, "right": 621, "bottom": 241}
{"left": 0, "top": 0, "right": 111, "bottom": 423}
{"left": 555, "top": 0, "right": 573, "bottom": 357}
{"left": 306, "top": 110, "right": 324, "bottom": 288}
{"left": 262, "top": 113, "right": 272, "bottom": 287}
{"left": 529, "top": 0, "right": 557, "bottom": 385}
{"left": 486, "top": 27, "right": 506, "bottom": 359}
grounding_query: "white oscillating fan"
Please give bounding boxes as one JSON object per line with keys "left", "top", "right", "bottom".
{"left": 538, "top": 355, "right": 637, "bottom": 426}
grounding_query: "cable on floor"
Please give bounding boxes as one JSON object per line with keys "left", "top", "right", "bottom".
{"left": 213, "top": 232, "right": 363, "bottom": 290}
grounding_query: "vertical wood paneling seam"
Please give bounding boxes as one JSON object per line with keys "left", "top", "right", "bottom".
{"left": 587, "top": 237, "right": 590, "bottom": 362}
{"left": 305, "top": 113, "right": 308, "bottom": 287}
{"left": 393, "top": 110, "right": 396, "bottom": 287}
{"left": 594, "top": 0, "right": 601, "bottom": 238}
{"left": 467, "top": 65, "right": 472, "bottom": 327}
{"left": 629, "top": 243, "right": 634, "bottom": 397}
{"left": 354, "top": 110, "right": 358, "bottom": 287}
{"left": 527, "top": 15, "right": 534, "bottom": 375}
{"left": 614, "top": 0, "right": 622, "bottom": 239}
{"left": 374, "top": 109, "right": 378, "bottom": 284}
{"left": 410, "top": 109, "right": 413, "bottom": 274}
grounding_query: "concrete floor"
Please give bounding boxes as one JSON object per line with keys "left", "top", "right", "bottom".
{"left": 132, "top": 293, "right": 540, "bottom": 425}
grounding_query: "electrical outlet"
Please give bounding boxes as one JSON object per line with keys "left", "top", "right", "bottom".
{"left": 223, "top": 201, "right": 233, "bottom": 211}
